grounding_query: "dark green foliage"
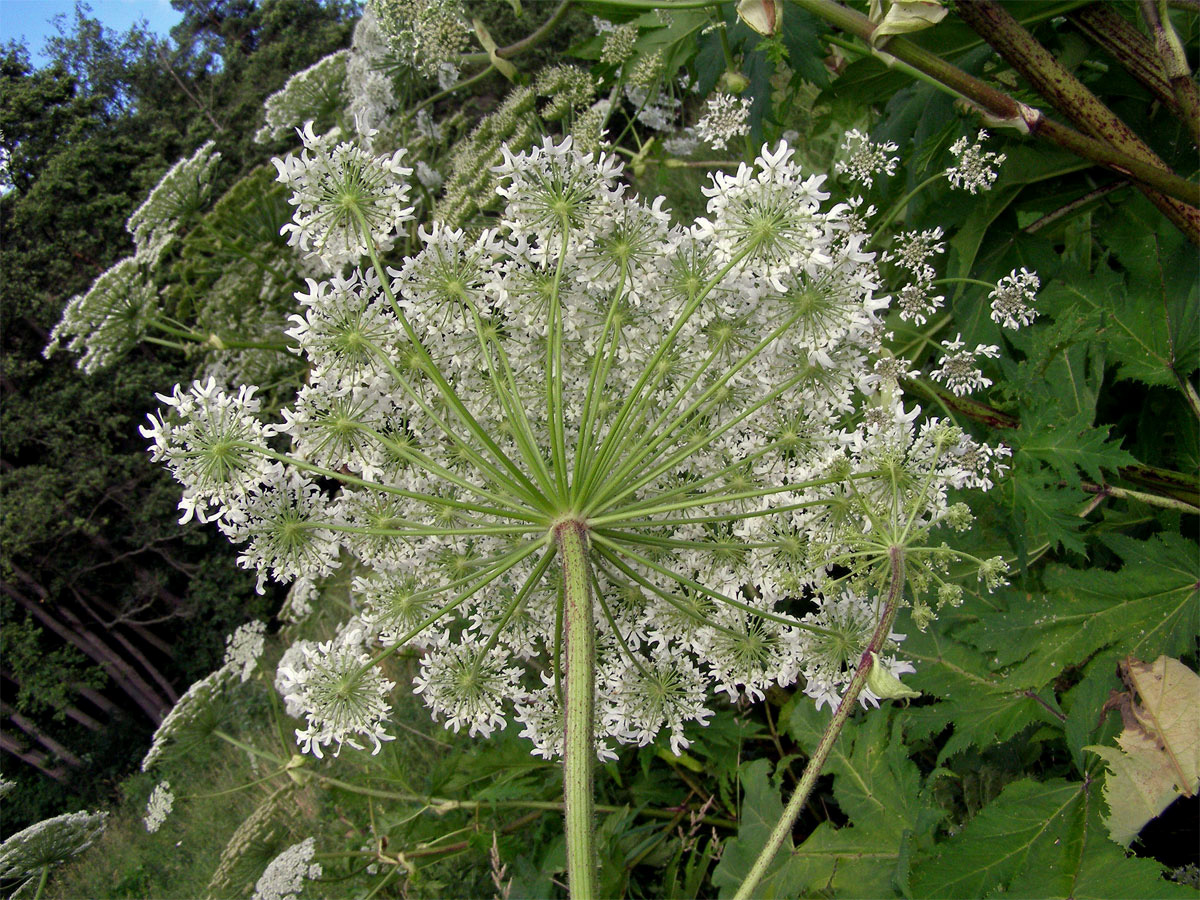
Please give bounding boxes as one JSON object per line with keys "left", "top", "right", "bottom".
{"left": 0, "top": 0, "right": 354, "bottom": 830}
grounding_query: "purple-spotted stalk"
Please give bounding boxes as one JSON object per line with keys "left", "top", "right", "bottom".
{"left": 733, "top": 547, "right": 907, "bottom": 900}
{"left": 556, "top": 519, "right": 598, "bottom": 900}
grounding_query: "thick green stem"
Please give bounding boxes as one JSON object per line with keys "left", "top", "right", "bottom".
{"left": 733, "top": 547, "right": 906, "bottom": 900}
{"left": 32, "top": 865, "right": 50, "bottom": 900}
{"left": 555, "top": 519, "right": 597, "bottom": 900}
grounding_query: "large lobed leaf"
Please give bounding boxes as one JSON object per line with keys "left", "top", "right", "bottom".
{"left": 960, "top": 532, "right": 1199, "bottom": 691}
{"left": 909, "top": 777, "right": 1193, "bottom": 898}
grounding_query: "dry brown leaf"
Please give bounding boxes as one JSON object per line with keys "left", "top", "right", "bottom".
{"left": 1085, "top": 655, "right": 1200, "bottom": 846}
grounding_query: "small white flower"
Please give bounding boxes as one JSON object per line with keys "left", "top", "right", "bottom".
{"left": 273, "top": 121, "right": 414, "bottom": 268}
{"left": 798, "top": 589, "right": 912, "bottom": 711}
{"left": 930, "top": 334, "right": 1001, "bottom": 396}
{"left": 142, "top": 665, "right": 236, "bottom": 771}
{"left": 0, "top": 810, "right": 108, "bottom": 882}
{"left": 835, "top": 129, "right": 899, "bottom": 187}
{"left": 253, "top": 837, "right": 322, "bottom": 900}
{"left": 224, "top": 620, "right": 267, "bottom": 682}
{"left": 946, "top": 129, "right": 1006, "bottom": 193}
{"left": 256, "top": 52, "right": 348, "bottom": 144}
{"left": 143, "top": 782, "right": 174, "bottom": 833}
{"left": 895, "top": 278, "right": 944, "bottom": 325}
{"left": 279, "top": 635, "right": 395, "bottom": 759}
{"left": 988, "top": 268, "right": 1040, "bottom": 329}
{"left": 413, "top": 634, "right": 526, "bottom": 738}
{"left": 695, "top": 93, "right": 751, "bottom": 151}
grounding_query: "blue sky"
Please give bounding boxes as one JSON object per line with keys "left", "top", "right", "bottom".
{"left": 1, "top": 1, "right": 183, "bottom": 66}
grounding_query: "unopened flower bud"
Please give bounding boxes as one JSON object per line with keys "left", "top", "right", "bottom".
{"left": 737, "top": 0, "right": 783, "bottom": 36}
{"left": 720, "top": 71, "right": 750, "bottom": 94}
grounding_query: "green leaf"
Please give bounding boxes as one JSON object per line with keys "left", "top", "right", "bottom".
{"left": 910, "top": 778, "right": 1193, "bottom": 898}
{"left": 719, "top": 709, "right": 938, "bottom": 898}
{"left": 902, "top": 623, "right": 1057, "bottom": 760}
{"left": 710, "top": 758, "right": 808, "bottom": 898}
{"left": 779, "top": 5, "right": 830, "bottom": 87}
{"left": 1037, "top": 255, "right": 1199, "bottom": 388}
{"left": 1002, "top": 469, "right": 1088, "bottom": 555}
{"left": 960, "top": 532, "right": 1200, "bottom": 690}
{"left": 1016, "top": 409, "right": 1137, "bottom": 489}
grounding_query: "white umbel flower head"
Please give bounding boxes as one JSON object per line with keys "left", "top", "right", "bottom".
{"left": 946, "top": 129, "right": 1006, "bottom": 193}
{"left": 0, "top": 810, "right": 107, "bottom": 884}
{"left": 835, "top": 129, "right": 899, "bottom": 187}
{"left": 142, "top": 665, "right": 236, "bottom": 771}
{"left": 140, "top": 377, "right": 283, "bottom": 525}
{"left": 273, "top": 121, "right": 414, "bottom": 268}
{"left": 278, "top": 634, "right": 396, "bottom": 758}
{"left": 126, "top": 141, "right": 221, "bottom": 262}
{"left": 151, "top": 134, "right": 1013, "bottom": 760}
{"left": 224, "top": 620, "right": 267, "bottom": 682}
{"left": 797, "top": 589, "right": 912, "bottom": 711}
{"left": 256, "top": 52, "right": 349, "bottom": 145}
{"left": 413, "top": 634, "right": 527, "bottom": 738}
{"left": 43, "top": 256, "right": 159, "bottom": 374}
{"left": 695, "top": 93, "right": 751, "bottom": 150}
{"left": 143, "top": 781, "right": 175, "bottom": 833}
{"left": 930, "top": 334, "right": 1000, "bottom": 396}
{"left": 253, "top": 837, "right": 322, "bottom": 900}
{"left": 988, "top": 267, "right": 1040, "bottom": 329}
{"left": 372, "top": 0, "right": 470, "bottom": 79}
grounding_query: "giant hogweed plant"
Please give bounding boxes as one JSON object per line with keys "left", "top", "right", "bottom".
{"left": 36, "top": 0, "right": 1200, "bottom": 896}
{"left": 136, "top": 116, "right": 1016, "bottom": 897}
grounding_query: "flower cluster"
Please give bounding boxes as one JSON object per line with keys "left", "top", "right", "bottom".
{"left": 946, "top": 129, "right": 1006, "bottom": 193}
{"left": 43, "top": 256, "right": 159, "bottom": 374}
{"left": 148, "top": 137, "right": 1009, "bottom": 761}
{"left": 142, "top": 665, "right": 236, "bottom": 771}
{"left": 272, "top": 121, "right": 414, "bottom": 268}
{"left": 276, "top": 625, "right": 396, "bottom": 757}
{"left": 931, "top": 334, "right": 1001, "bottom": 396}
{"left": 143, "top": 781, "right": 174, "bottom": 833}
{"left": 126, "top": 141, "right": 222, "bottom": 262}
{"left": 253, "top": 837, "right": 322, "bottom": 900}
{"left": 989, "top": 267, "right": 1040, "bottom": 329}
{"left": 371, "top": 0, "right": 469, "bottom": 81}
{"left": 255, "top": 52, "right": 349, "bottom": 145}
{"left": 835, "top": 129, "right": 900, "bottom": 187}
{"left": 695, "top": 93, "right": 751, "bottom": 150}
{"left": 0, "top": 810, "right": 108, "bottom": 884}
{"left": 224, "top": 620, "right": 267, "bottom": 682}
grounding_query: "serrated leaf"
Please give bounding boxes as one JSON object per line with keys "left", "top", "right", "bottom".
{"left": 902, "top": 625, "right": 1055, "bottom": 760}
{"left": 719, "top": 710, "right": 935, "bottom": 899}
{"left": 910, "top": 778, "right": 1193, "bottom": 898}
{"left": 1016, "top": 409, "right": 1136, "bottom": 488}
{"left": 784, "top": 705, "right": 939, "bottom": 839}
{"left": 1003, "top": 469, "right": 1088, "bottom": 554}
{"left": 961, "top": 532, "right": 1199, "bottom": 690}
{"left": 1037, "top": 257, "right": 1199, "bottom": 387}
{"left": 1086, "top": 656, "right": 1200, "bottom": 846}
{"left": 779, "top": 5, "right": 830, "bottom": 87}
{"left": 710, "top": 758, "right": 808, "bottom": 898}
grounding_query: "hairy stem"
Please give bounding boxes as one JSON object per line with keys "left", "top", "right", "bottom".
{"left": 556, "top": 520, "right": 597, "bottom": 900}
{"left": 954, "top": 0, "right": 1200, "bottom": 244}
{"left": 733, "top": 547, "right": 906, "bottom": 900}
